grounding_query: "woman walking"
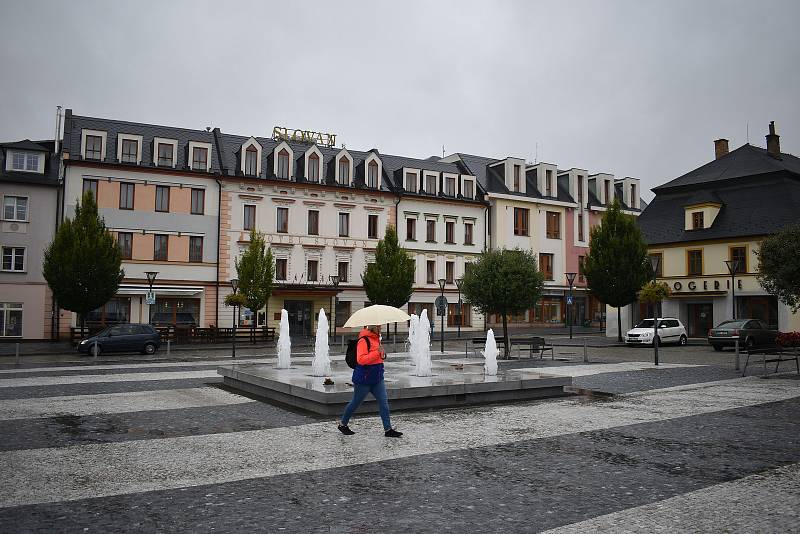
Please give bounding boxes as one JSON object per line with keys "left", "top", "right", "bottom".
{"left": 338, "top": 325, "right": 403, "bottom": 438}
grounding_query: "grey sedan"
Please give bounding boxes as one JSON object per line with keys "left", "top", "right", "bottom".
{"left": 708, "top": 319, "right": 777, "bottom": 351}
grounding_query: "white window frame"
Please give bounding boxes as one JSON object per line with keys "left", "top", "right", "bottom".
{"left": 304, "top": 145, "right": 323, "bottom": 182}
{"left": 3, "top": 195, "right": 29, "bottom": 222}
{"left": 443, "top": 173, "right": 458, "bottom": 196}
{"left": 7, "top": 151, "right": 43, "bottom": 174}
{"left": 240, "top": 137, "right": 263, "bottom": 177}
{"left": 153, "top": 137, "right": 178, "bottom": 168}
{"left": 116, "top": 133, "right": 143, "bottom": 164}
{"left": 338, "top": 212, "right": 350, "bottom": 237}
{"left": 364, "top": 152, "right": 382, "bottom": 189}
{"left": 80, "top": 129, "right": 108, "bottom": 161}
{"left": 1, "top": 246, "right": 26, "bottom": 272}
{"left": 334, "top": 149, "right": 353, "bottom": 186}
{"left": 272, "top": 141, "right": 294, "bottom": 179}
{"left": 0, "top": 302, "right": 23, "bottom": 337}
{"left": 188, "top": 141, "right": 213, "bottom": 172}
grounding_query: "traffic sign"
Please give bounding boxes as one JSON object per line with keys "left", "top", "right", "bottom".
{"left": 145, "top": 291, "right": 156, "bottom": 305}
{"left": 435, "top": 295, "right": 448, "bottom": 316}
{"left": 566, "top": 296, "right": 573, "bottom": 306}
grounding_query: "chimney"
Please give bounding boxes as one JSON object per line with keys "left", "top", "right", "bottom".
{"left": 766, "top": 121, "right": 781, "bottom": 158}
{"left": 714, "top": 138, "right": 729, "bottom": 159}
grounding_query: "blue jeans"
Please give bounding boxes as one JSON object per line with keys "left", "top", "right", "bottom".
{"left": 341, "top": 380, "right": 392, "bottom": 431}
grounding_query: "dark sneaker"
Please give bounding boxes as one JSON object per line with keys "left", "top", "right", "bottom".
{"left": 385, "top": 428, "right": 403, "bottom": 438}
{"left": 338, "top": 424, "right": 355, "bottom": 435}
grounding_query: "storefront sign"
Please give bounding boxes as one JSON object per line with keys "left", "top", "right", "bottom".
{"left": 272, "top": 126, "right": 337, "bottom": 148}
{"left": 670, "top": 278, "right": 743, "bottom": 292}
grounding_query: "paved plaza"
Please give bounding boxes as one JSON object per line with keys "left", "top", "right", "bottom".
{"left": 0, "top": 344, "right": 798, "bottom": 532}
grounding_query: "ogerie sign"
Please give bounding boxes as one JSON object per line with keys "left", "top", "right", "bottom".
{"left": 272, "top": 126, "right": 337, "bottom": 148}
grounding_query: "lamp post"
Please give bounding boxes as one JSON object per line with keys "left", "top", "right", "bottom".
{"left": 724, "top": 259, "right": 740, "bottom": 320}
{"left": 438, "top": 278, "right": 446, "bottom": 353}
{"left": 144, "top": 271, "right": 158, "bottom": 320}
{"left": 455, "top": 278, "right": 464, "bottom": 338}
{"left": 329, "top": 275, "right": 340, "bottom": 340}
{"left": 565, "top": 272, "right": 577, "bottom": 340}
{"left": 648, "top": 255, "right": 661, "bottom": 366}
{"left": 230, "top": 278, "right": 239, "bottom": 359}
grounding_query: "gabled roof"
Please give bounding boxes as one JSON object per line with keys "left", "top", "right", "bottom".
{"left": 654, "top": 143, "right": 800, "bottom": 191}
{"left": 1, "top": 139, "right": 49, "bottom": 151}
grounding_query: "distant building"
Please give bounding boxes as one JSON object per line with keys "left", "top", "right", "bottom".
{"left": 445, "top": 153, "right": 642, "bottom": 329}
{"left": 626, "top": 122, "right": 800, "bottom": 337}
{"left": 0, "top": 139, "right": 61, "bottom": 339}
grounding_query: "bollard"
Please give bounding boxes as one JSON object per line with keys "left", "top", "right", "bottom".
{"left": 734, "top": 337, "right": 740, "bottom": 371}
{"left": 93, "top": 340, "right": 99, "bottom": 361}
{"left": 341, "top": 335, "right": 345, "bottom": 354}
{"left": 15, "top": 343, "right": 20, "bottom": 365}
{"left": 167, "top": 339, "right": 171, "bottom": 357}
{"left": 583, "top": 338, "right": 588, "bottom": 363}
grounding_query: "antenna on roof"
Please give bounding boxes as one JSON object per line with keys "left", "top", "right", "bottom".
{"left": 746, "top": 122, "right": 749, "bottom": 144}
{"left": 535, "top": 142, "right": 539, "bottom": 164}
{"left": 205, "top": 127, "right": 211, "bottom": 132}
{"left": 442, "top": 145, "right": 445, "bottom": 158}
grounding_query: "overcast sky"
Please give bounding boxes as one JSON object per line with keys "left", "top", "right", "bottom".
{"left": 1, "top": 0, "right": 798, "bottom": 199}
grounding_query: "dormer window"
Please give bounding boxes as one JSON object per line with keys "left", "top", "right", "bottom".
{"left": 157, "top": 143, "right": 173, "bottom": 166}
{"left": 86, "top": 135, "right": 102, "bottom": 160}
{"left": 192, "top": 147, "right": 208, "bottom": 171}
{"left": 405, "top": 172, "right": 417, "bottom": 192}
{"left": 463, "top": 179, "right": 474, "bottom": 199}
{"left": 425, "top": 174, "right": 437, "bottom": 194}
{"left": 692, "top": 211, "right": 704, "bottom": 229}
{"left": 444, "top": 176, "right": 456, "bottom": 196}
{"left": 630, "top": 183, "right": 637, "bottom": 208}
{"left": 338, "top": 156, "right": 350, "bottom": 185}
{"left": 121, "top": 139, "right": 138, "bottom": 163}
{"left": 277, "top": 149, "right": 290, "bottom": 179}
{"left": 577, "top": 176, "right": 583, "bottom": 204}
{"left": 367, "top": 160, "right": 379, "bottom": 188}
{"left": 545, "top": 169, "right": 553, "bottom": 196}
{"left": 604, "top": 180, "right": 611, "bottom": 205}
{"left": 513, "top": 165, "right": 521, "bottom": 192}
{"left": 245, "top": 146, "right": 258, "bottom": 177}
{"left": 12, "top": 153, "right": 38, "bottom": 172}
{"left": 308, "top": 153, "right": 320, "bottom": 182}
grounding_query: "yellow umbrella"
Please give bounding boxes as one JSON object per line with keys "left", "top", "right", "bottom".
{"left": 342, "top": 305, "right": 411, "bottom": 328}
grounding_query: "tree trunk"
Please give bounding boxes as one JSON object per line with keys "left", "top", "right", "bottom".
{"left": 251, "top": 320, "right": 256, "bottom": 345}
{"left": 617, "top": 306, "right": 622, "bottom": 342}
{"left": 80, "top": 313, "right": 85, "bottom": 338}
{"left": 502, "top": 312, "right": 510, "bottom": 360}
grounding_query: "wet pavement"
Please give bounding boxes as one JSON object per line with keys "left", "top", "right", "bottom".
{"left": 0, "top": 345, "right": 798, "bottom": 532}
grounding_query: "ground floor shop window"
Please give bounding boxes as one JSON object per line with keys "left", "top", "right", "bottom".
{"left": 737, "top": 296, "right": 778, "bottom": 329}
{"left": 86, "top": 297, "right": 131, "bottom": 326}
{"left": 335, "top": 300, "right": 351, "bottom": 328}
{"left": 447, "top": 303, "right": 471, "bottom": 327}
{"left": 533, "top": 298, "right": 562, "bottom": 324}
{"left": 408, "top": 302, "right": 434, "bottom": 320}
{"left": 150, "top": 298, "right": 200, "bottom": 326}
{"left": 0, "top": 303, "right": 22, "bottom": 337}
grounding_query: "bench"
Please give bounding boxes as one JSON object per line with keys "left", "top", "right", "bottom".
{"left": 742, "top": 346, "right": 800, "bottom": 377}
{"left": 512, "top": 336, "right": 555, "bottom": 360}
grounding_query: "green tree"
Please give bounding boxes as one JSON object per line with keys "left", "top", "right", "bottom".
{"left": 234, "top": 230, "right": 274, "bottom": 342}
{"left": 757, "top": 223, "right": 800, "bottom": 312}
{"left": 43, "top": 191, "right": 124, "bottom": 333}
{"left": 362, "top": 225, "right": 415, "bottom": 340}
{"left": 461, "top": 248, "right": 545, "bottom": 358}
{"left": 582, "top": 200, "right": 650, "bottom": 341}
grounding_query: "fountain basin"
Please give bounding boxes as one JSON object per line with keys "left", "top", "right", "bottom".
{"left": 217, "top": 355, "right": 572, "bottom": 415}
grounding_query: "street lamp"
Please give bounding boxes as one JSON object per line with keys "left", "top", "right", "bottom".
{"left": 143, "top": 272, "right": 158, "bottom": 329}
{"left": 648, "top": 255, "right": 661, "bottom": 366}
{"left": 230, "top": 278, "right": 239, "bottom": 359}
{"left": 455, "top": 278, "right": 464, "bottom": 338}
{"left": 329, "top": 275, "right": 340, "bottom": 339}
{"left": 724, "top": 259, "right": 741, "bottom": 320}
{"left": 438, "top": 278, "right": 446, "bottom": 353}
{"left": 565, "top": 272, "right": 577, "bottom": 340}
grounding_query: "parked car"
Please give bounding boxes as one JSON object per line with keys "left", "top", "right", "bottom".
{"left": 78, "top": 324, "right": 161, "bottom": 356}
{"left": 708, "top": 319, "right": 777, "bottom": 351}
{"left": 626, "top": 317, "right": 688, "bottom": 346}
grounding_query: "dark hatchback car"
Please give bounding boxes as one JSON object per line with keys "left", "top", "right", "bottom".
{"left": 708, "top": 319, "right": 778, "bottom": 351}
{"left": 78, "top": 324, "right": 161, "bottom": 356}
